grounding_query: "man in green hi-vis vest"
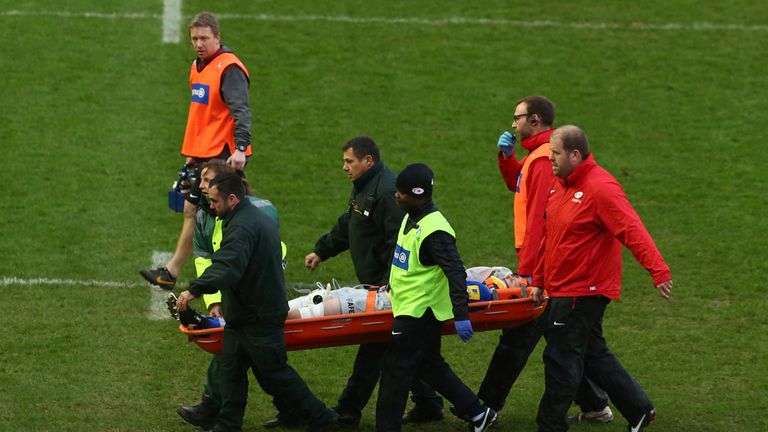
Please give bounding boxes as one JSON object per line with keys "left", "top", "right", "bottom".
{"left": 375, "top": 163, "right": 498, "bottom": 432}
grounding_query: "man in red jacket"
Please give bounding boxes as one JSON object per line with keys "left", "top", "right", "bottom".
{"left": 480, "top": 97, "right": 612, "bottom": 424}
{"left": 496, "top": 95, "right": 553, "bottom": 276}
{"left": 530, "top": 125, "right": 673, "bottom": 432}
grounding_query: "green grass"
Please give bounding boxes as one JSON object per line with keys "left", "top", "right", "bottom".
{"left": 1, "top": 1, "right": 767, "bottom": 431}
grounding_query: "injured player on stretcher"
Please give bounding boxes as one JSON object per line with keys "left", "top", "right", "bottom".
{"left": 168, "top": 266, "right": 528, "bottom": 329}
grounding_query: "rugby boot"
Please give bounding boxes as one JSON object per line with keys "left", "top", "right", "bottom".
{"left": 139, "top": 266, "right": 176, "bottom": 289}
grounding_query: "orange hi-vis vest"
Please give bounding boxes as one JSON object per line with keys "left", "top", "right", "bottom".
{"left": 513, "top": 143, "right": 551, "bottom": 248}
{"left": 181, "top": 52, "right": 252, "bottom": 158}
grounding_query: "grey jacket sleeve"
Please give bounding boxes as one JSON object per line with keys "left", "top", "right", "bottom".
{"left": 220, "top": 65, "right": 252, "bottom": 150}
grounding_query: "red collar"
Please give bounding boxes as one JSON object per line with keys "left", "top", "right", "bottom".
{"left": 521, "top": 128, "right": 555, "bottom": 152}
{"left": 561, "top": 154, "right": 597, "bottom": 186}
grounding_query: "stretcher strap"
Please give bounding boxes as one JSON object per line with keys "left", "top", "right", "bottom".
{"left": 366, "top": 289, "right": 378, "bottom": 313}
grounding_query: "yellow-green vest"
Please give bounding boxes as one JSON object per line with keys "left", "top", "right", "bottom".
{"left": 389, "top": 211, "right": 455, "bottom": 321}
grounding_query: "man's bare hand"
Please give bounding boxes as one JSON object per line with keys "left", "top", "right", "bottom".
{"left": 177, "top": 290, "right": 196, "bottom": 311}
{"left": 530, "top": 287, "right": 545, "bottom": 306}
{"left": 305, "top": 252, "right": 322, "bottom": 270}
{"left": 656, "top": 280, "right": 673, "bottom": 299}
{"left": 227, "top": 150, "right": 247, "bottom": 171}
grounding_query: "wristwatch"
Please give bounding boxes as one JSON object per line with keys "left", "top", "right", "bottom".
{"left": 236, "top": 144, "right": 247, "bottom": 152}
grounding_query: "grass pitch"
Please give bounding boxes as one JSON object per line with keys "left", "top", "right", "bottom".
{"left": 2, "top": 1, "right": 767, "bottom": 431}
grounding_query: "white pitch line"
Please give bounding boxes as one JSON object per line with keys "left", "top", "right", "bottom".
{"left": 1, "top": 276, "right": 144, "bottom": 288}
{"left": 147, "top": 250, "right": 174, "bottom": 320}
{"left": 162, "top": 0, "right": 182, "bottom": 44}
{"left": 1, "top": 9, "right": 767, "bottom": 32}
{"left": 1, "top": 250, "right": 176, "bottom": 322}
{"left": 219, "top": 13, "right": 768, "bottom": 32}
{"left": 0, "top": 9, "right": 154, "bottom": 19}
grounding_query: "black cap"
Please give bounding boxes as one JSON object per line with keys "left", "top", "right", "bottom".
{"left": 396, "top": 163, "right": 433, "bottom": 198}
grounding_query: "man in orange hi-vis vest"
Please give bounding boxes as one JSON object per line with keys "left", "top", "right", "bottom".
{"left": 140, "top": 11, "right": 253, "bottom": 290}
{"left": 477, "top": 96, "right": 614, "bottom": 426}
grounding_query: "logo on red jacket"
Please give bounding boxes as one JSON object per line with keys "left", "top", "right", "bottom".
{"left": 572, "top": 191, "right": 584, "bottom": 204}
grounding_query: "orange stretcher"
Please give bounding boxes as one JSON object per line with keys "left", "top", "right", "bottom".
{"left": 178, "top": 286, "right": 546, "bottom": 354}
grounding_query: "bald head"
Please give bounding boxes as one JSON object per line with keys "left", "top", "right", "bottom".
{"left": 552, "top": 125, "right": 590, "bottom": 159}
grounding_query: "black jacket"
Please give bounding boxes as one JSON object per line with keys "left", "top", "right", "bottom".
{"left": 314, "top": 162, "right": 403, "bottom": 285}
{"left": 189, "top": 199, "right": 288, "bottom": 325}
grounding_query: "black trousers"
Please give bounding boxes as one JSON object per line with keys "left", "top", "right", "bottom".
{"left": 536, "top": 296, "right": 654, "bottom": 432}
{"left": 214, "top": 317, "right": 333, "bottom": 432}
{"left": 376, "top": 309, "right": 481, "bottom": 432}
{"left": 204, "top": 355, "right": 301, "bottom": 420}
{"left": 336, "top": 342, "right": 444, "bottom": 417}
{"left": 478, "top": 312, "right": 608, "bottom": 412}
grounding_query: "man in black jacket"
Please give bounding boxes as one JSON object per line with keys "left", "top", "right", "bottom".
{"left": 304, "top": 136, "right": 444, "bottom": 426}
{"left": 177, "top": 172, "right": 336, "bottom": 432}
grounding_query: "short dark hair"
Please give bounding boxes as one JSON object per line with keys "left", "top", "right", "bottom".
{"left": 200, "top": 159, "right": 251, "bottom": 195}
{"left": 516, "top": 95, "right": 555, "bottom": 127}
{"left": 342, "top": 136, "right": 380, "bottom": 162}
{"left": 210, "top": 171, "right": 245, "bottom": 201}
{"left": 189, "top": 12, "right": 220, "bottom": 36}
{"left": 557, "top": 125, "right": 591, "bottom": 159}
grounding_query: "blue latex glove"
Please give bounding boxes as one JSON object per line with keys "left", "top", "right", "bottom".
{"left": 497, "top": 131, "right": 515, "bottom": 157}
{"left": 454, "top": 319, "right": 474, "bottom": 342}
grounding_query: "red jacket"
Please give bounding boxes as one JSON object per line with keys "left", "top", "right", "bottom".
{"left": 497, "top": 129, "right": 554, "bottom": 275}
{"left": 532, "top": 155, "right": 671, "bottom": 299}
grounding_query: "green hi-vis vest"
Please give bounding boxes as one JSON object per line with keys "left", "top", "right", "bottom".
{"left": 195, "top": 217, "right": 226, "bottom": 307}
{"left": 389, "top": 211, "right": 456, "bottom": 320}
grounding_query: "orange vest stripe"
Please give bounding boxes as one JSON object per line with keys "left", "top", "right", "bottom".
{"left": 181, "top": 53, "right": 252, "bottom": 158}
{"left": 513, "top": 144, "right": 551, "bottom": 248}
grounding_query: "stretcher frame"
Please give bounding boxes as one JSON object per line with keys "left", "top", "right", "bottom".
{"left": 179, "top": 296, "right": 546, "bottom": 354}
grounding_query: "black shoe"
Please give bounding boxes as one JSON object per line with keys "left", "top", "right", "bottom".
{"left": 402, "top": 407, "right": 445, "bottom": 423}
{"left": 627, "top": 408, "right": 656, "bottom": 432}
{"left": 332, "top": 406, "right": 360, "bottom": 427}
{"left": 470, "top": 407, "right": 498, "bottom": 432}
{"left": 262, "top": 413, "right": 308, "bottom": 429}
{"left": 176, "top": 396, "right": 218, "bottom": 430}
{"left": 309, "top": 409, "right": 339, "bottom": 432}
{"left": 139, "top": 266, "right": 176, "bottom": 289}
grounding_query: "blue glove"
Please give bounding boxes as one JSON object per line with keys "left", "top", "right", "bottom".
{"left": 497, "top": 131, "right": 515, "bottom": 157}
{"left": 454, "top": 319, "right": 474, "bottom": 342}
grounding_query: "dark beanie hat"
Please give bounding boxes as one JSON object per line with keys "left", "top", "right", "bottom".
{"left": 396, "top": 163, "right": 433, "bottom": 198}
